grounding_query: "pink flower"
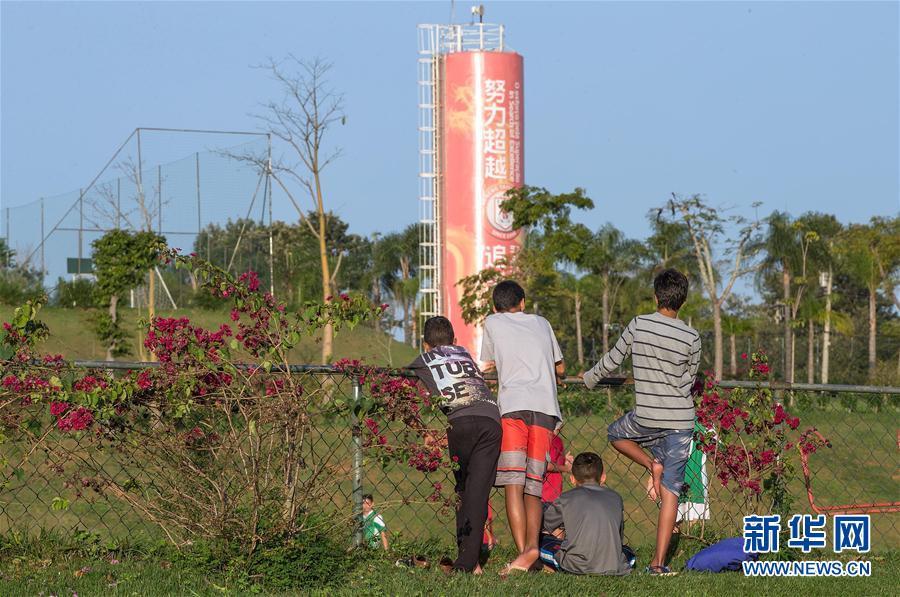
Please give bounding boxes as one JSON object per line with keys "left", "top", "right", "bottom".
{"left": 741, "top": 352, "right": 748, "bottom": 360}
{"left": 230, "top": 309, "right": 240, "bottom": 322}
{"left": 50, "top": 401, "right": 70, "bottom": 416}
{"left": 136, "top": 370, "right": 153, "bottom": 390}
{"left": 56, "top": 407, "right": 94, "bottom": 432}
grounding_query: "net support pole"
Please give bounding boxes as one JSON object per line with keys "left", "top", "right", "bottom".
{"left": 4, "top": 207, "right": 9, "bottom": 266}
{"left": 196, "top": 152, "right": 201, "bottom": 235}
{"left": 40, "top": 198, "right": 45, "bottom": 277}
{"left": 78, "top": 189, "right": 84, "bottom": 274}
{"left": 116, "top": 178, "right": 121, "bottom": 230}
{"left": 351, "top": 378, "right": 364, "bottom": 548}
{"left": 266, "top": 134, "right": 275, "bottom": 297}
{"left": 157, "top": 165, "right": 162, "bottom": 233}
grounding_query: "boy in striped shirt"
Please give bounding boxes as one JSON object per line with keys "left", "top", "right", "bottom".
{"left": 581, "top": 268, "right": 701, "bottom": 575}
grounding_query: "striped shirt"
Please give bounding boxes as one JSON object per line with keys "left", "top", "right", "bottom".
{"left": 584, "top": 312, "right": 701, "bottom": 430}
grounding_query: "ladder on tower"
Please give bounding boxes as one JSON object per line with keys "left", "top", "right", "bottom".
{"left": 417, "top": 26, "right": 442, "bottom": 324}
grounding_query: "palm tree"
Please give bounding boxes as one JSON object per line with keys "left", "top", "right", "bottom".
{"left": 582, "top": 224, "right": 643, "bottom": 354}
{"left": 838, "top": 217, "right": 900, "bottom": 381}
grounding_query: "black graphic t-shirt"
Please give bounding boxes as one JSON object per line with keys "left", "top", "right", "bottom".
{"left": 408, "top": 345, "right": 500, "bottom": 423}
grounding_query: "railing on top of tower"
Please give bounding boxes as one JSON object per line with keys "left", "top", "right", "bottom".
{"left": 417, "top": 23, "right": 506, "bottom": 55}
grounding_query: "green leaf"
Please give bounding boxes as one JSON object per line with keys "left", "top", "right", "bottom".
{"left": 51, "top": 497, "right": 70, "bottom": 511}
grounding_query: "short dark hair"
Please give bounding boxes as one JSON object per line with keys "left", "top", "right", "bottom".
{"left": 362, "top": 493, "right": 374, "bottom": 503}
{"left": 492, "top": 280, "right": 526, "bottom": 312}
{"left": 571, "top": 452, "right": 603, "bottom": 483}
{"left": 654, "top": 268, "right": 689, "bottom": 311}
{"left": 423, "top": 316, "right": 455, "bottom": 347}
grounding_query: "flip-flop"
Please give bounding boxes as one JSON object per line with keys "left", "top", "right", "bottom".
{"left": 499, "top": 563, "right": 529, "bottom": 579}
{"left": 438, "top": 556, "right": 454, "bottom": 575}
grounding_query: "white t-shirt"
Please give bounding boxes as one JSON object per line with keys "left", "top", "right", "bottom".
{"left": 480, "top": 312, "right": 564, "bottom": 420}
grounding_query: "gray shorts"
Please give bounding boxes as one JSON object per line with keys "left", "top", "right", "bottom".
{"left": 607, "top": 411, "right": 692, "bottom": 496}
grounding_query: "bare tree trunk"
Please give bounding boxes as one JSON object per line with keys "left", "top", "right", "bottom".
{"left": 315, "top": 174, "right": 333, "bottom": 364}
{"left": 729, "top": 333, "right": 737, "bottom": 377}
{"left": 575, "top": 290, "right": 584, "bottom": 366}
{"left": 147, "top": 271, "right": 156, "bottom": 360}
{"left": 821, "top": 268, "right": 832, "bottom": 384}
{"left": 868, "top": 284, "right": 877, "bottom": 381}
{"left": 790, "top": 329, "right": 796, "bottom": 385}
{"left": 372, "top": 276, "right": 381, "bottom": 333}
{"left": 712, "top": 301, "right": 724, "bottom": 380}
{"left": 782, "top": 269, "right": 792, "bottom": 383}
{"left": 602, "top": 273, "right": 610, "bottom": 354}
{"left": 106, "top": 294, "right": 118, "bottom": 361}
{"left": 403, "top": 300, "right": 412, "bottom": 346}
{"left": 807, "top": 319, "right": 815, "bottom": 385}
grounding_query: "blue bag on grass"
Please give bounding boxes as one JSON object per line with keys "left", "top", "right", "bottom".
{"left": 685, "top": 537, "right": 758, "bottom": 572}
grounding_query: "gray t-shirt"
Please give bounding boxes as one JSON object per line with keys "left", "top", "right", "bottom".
{"left": 542, "top": 483, "right": 631, "bottom": 576}
{"left": 408, "top": 345, "right": 500, "bottom": 422}
{"left": 480, "top": 312, "right": 563, "bottom": 420}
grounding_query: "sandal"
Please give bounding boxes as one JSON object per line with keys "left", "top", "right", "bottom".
{"left": 645, "top": 565, "right": 677, "bottom": 576}
{"left": 499, "top": 563, "right": 529, "bottom": 579}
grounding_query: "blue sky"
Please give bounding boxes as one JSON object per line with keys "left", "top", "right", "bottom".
{"left": 2, "top": 1, "right": 898, "bottom": 251}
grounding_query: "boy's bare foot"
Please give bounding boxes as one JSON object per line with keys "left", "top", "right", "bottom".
{"left": 645, "top": 474, "right": 658, "bottom": 502}
{"left": 650, "top": 460, "right": 664, "bottom": 502}
{"left": 473, "top": 565, "right": 483, "bottom": 575}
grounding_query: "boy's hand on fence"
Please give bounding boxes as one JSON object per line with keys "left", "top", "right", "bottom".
{"left": 424, "top": 432, "right": 448, "bottom": 449}
{"left": 564, "top": 452, "right": 574, "bottom": 473}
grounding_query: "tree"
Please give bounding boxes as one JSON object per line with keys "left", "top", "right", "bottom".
{"left": 459, "top": 186, "right": 593, "bottom": 327}
{"left": 722, "top": 297, "right": 755, "bottom": 377}
{"left": 0, "top": 239, "right": 43, "bottom": 306}
{"left": 236, "top": 56, "right": 347, "bottom": 363}
{"left": 792, "top": 213, "right": 843, "bottom": 384}
{"left": 668, "top": 194, "right": 761, "bottom": 380}
{"left": 377, "top": 224, "right": 419, "bottom": 346}
{"left": 92, "top": 230, "right": 163, "bottom": 360}
{"left": 758, "top": 212, "right": 821, "bottom": 385}
{"left": 643, "top": 210, "right": 696, "bottom": 276}
{"left": 582, "top": 224, "right": 642, "bottom": 354}
{"left": 838, "top": 217, "right": 900, "bottom": 381}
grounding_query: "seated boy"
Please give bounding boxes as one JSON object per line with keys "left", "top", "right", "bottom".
{"left": 481, "top": 280, "right": 565, "bottom": 574}
{"left": 408, "top": 316, "right": 501, "bottom": 573}
{"left": 539, "top": 452, "right": 634, "bottom": 575}
{"left": 362, "top": 494, "right": 389, "bottom": 550}
{"left": 581, "top": 268, "right": 701, "bottom": 574}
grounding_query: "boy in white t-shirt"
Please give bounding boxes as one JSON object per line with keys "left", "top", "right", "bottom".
{"left": 481, "top": 280, "right": 565, "bottom": 575}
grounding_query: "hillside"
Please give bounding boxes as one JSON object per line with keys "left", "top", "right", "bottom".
{"left": 0, "top": 306, "right": 418, "bottom": 366}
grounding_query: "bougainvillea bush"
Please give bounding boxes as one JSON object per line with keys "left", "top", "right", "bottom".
{"left": 694, "top": 350, "right": 828, "bottom": 518}
{"left": 0, "top": 249, "right": 403, "bottom": 555}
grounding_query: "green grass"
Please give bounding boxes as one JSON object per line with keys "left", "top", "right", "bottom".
{"left": 0, "top": 305, "right": 418, "bottom": 366}
{"left": 0, "top": 544, "right": 896, "bottom": 596}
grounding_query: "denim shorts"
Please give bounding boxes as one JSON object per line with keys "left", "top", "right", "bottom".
{"left": 607, "top": 411, "right": 693, "bottom": 496}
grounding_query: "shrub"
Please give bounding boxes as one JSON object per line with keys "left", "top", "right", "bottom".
{"left": 695, "top": 350, "right": 828, "bottom": 517}
{"left": 52, "top": 277, "right": 96, "bottom": 308}
{"left": 0, "top": 250, "right": 387, "bottom": 557}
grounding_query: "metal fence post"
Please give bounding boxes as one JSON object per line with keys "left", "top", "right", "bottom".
{"left": 351, "top": 377, "right": 364, "bottom": 548}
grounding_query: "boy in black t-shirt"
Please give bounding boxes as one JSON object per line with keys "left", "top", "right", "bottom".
{"left": 408, "top": 316, "right": 502, "bottom": 574}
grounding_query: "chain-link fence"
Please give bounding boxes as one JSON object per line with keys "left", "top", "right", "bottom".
{"left": 2, "top": 129, "right": 270, "bottom": 293}
{"left": 1, "top": 366, "right": 897, "bottom": 552}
